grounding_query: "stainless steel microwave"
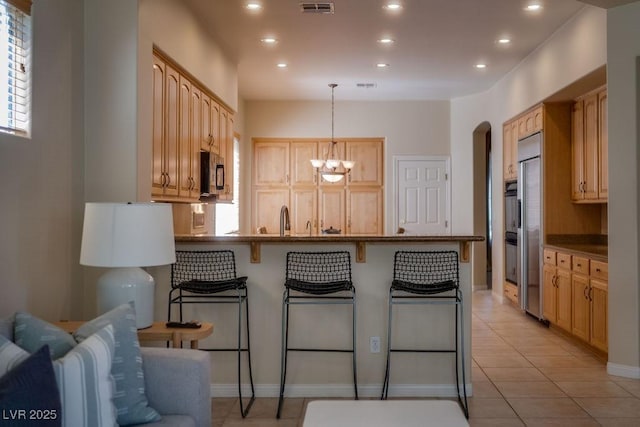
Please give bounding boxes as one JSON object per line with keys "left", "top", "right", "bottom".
{"left": 200, "top": 151, "right": 224, "bottom": 198}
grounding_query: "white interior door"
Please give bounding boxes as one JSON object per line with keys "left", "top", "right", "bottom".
{"left": 395, "top": 157, "right": 450, "bottom": 235}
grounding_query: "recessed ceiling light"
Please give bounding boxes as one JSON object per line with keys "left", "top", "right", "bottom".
{"left": 384, "top": 2, "right": 402, "bottom": 11}
{"left": 377, "top": 63, "right": 390, "bottom": 68}
{"left": 525, "top": 4, "right": 542, "bottom": 11}
{"left": 277, "top": 63, "right": 288, "bottom": 68}
{"left": 378, "top": 38, "right": 395, "bottom": 44}
{"left": 497, "top": 38, "right": 511, "bottom": 44}
{"left": 475, "top": 63, "right": 487, "bottom": 69}
{"left": 261, "top": 37, "right": 278, "bottom": 44}
{"left": 245, "top": 2, "right": 262, "bottom": 10}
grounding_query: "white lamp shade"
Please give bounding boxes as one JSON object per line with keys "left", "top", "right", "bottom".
{"left": 310, "top": 159, "right": 325, "bottom": 168}
{"left": 321, "top": 172, "right": 345, "bottom": 183}
{"left": 80, "top": 202, "right": 176, "bottom": 267}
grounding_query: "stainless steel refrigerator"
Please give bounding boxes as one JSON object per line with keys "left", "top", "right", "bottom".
{"left": 517, "top": 132, "right": 543, "bottom": 320}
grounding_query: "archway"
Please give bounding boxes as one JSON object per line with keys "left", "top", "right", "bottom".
{"left": 472, "top": 121, "right": 492, "bottom": 290}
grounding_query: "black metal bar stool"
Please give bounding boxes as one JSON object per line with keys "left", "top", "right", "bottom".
{"left": 277, "top": 251, "right": 358, "bottom": 418}
{"left": 381, "top": 250, "right": 468, "bottom": 419}
{"left": 168, "top": 250, "right": 255, "bottom": 418}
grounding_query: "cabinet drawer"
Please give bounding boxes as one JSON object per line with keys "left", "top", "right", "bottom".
{"left": 590, "top": 260, "right": 608, "bottom": 280}
{"left": 504, "top": 282, "right": 518, "bottom": 304}
{"left": 543, "top": 249, "right": 557, "bottom": 265}
{"left": 557, "top": 252, "right": 571, "bottom": 270}
{"left": 572, "top": 256, "right": 589, "bottom": 275}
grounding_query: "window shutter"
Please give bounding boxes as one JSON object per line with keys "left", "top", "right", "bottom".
{"left": 0, "top": 0, "right": 30, "bottom": 135}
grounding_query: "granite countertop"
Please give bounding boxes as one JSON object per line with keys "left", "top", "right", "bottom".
{"left": 546, "top": 234, "right": 608, "bottom": 260}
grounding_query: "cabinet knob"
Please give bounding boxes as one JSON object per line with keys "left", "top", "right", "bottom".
{"left": 596, "top": 268, "right": 601, "bottom": 272}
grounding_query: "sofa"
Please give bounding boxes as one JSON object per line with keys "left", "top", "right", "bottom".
{"left": 0, "top": 315, "right": 211, "bottom": 427}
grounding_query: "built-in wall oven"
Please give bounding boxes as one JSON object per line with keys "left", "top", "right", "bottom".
{"left": 505, "top": 181, "right": 518, "bottom": 286}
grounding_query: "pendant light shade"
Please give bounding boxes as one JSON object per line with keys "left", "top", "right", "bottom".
{"left": 310, "top": 83, "right": 354, "bottom": 182}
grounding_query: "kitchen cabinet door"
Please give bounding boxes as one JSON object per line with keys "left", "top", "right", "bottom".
{"left": 252, "top": 188, "right": 289, "bottom": 235}
{"left": 253, "top": 140, "right": 290, "bottom": 186}
{"left": 201, "top": 94, "right": 220, "bottom": 155}
{"left": 151, "top": 56, "right": 167, "bottom": 197}
{"left": 542, "top": 264, "right": 557, "bottom": 323}
{"left": 346, "top": 139, "right": 383, "bottom": 186}
{"left": 318, "top": 186, "right": 346, "bottom": 233}
{"left": 571, "top": 273, "right": 590, "bottom": 342}
{"left": 291, "top": 141, "right": 319, "bottom": 186}
{"left": 151, "top": 57, "right": 180, "bottom": 199}
{"left": 582, "top": 93, "right": 599, "bottom": 200}
{"left": 590, "top": 278, "right": 608, "bottom": 352}
{"left": 347, "top": 187, "right": 383, "bottom": 235}
{"left": 503, "top": 121, "right": 518, "bottom": 181}
{"left": 598, "top": 89, "right": 608, "bottom": 200}
{"left": 291, "top": 187, "right": 317, "bottom": 235}
{"left": 571, "top": 100, "right": 585, "bottom": 201}
{"left": 221, "top": 111, "right": 235, "bottom": 201}
{"left": 178, "top": 76, "right": 199, "bottom": 201}
{"left": 556, "top": 269, "right": 572, "bottom": 332}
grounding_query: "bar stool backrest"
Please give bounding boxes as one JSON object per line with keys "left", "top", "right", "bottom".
{"left": 393, "top": 251, "right": 459, "bottom": 292}
{"left": 172, "top": 250, "right": 238, "bottom": 288}
{"left": 285, "top": 251, "right": 352, "bottom": 284}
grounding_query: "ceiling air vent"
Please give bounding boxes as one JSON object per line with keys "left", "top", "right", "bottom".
{"left": 300, "top": 2, "right": 335, "bottom": 14}
{"left": 357, "top": 83, "right": 377, "bottom": 89}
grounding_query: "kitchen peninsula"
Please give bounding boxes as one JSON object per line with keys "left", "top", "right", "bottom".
{"left": 170, "top": 234, "right": 482, "bottom": 398}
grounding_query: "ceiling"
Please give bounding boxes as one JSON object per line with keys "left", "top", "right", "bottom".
{"left": 182, "top": 0, "right": 608, "bottom": 101}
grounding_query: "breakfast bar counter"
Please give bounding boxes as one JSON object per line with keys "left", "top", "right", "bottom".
{"left": 175, "top": 234, "right": 483, "bottom": 263}
{"left": 161, "top": 234, "right": 483, "bottom": 399}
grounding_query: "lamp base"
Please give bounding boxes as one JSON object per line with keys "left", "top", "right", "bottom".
{"left": 97, "top": 267, "right": 155, "bottom": 329}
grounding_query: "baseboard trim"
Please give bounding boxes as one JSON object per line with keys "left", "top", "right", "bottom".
{"left": 210, "top": 383, "right": 473, "bottom": 398}
{"left": 607, "top": 362, "right": 640, "bottom": 379}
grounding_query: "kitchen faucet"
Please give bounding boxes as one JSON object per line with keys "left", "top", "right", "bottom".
{"left": 280, "top": 205, "right": 290, "bottom": 237}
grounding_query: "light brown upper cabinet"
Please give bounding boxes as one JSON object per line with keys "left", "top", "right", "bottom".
{"left": 346, "top": 139, "right": 384, "bottom": 186}
{"left": 151, "top": 49, "right": 235, "bottom": 203}
{"left": 503, "top": 120, "right": 518, "bottom": 182}
{"left": 518, "top": 105, "right": 543, "bottom": 139}
{"left": 572, "top": 87, "right": 607, "bottom": 203}
{"left": 503, "top": 105, "right": 542, "bottom": 183}
{"left": 291, "top": 141, "right": 319, "bottom": 186}
{"left": 151, "top": 55, "right": 179, "bottom": 199}
{"left": 252, "top": 138, "right": 384, "bottom": 235}
{"left": 253, "top": 140, "right": 290, "bottom": 187}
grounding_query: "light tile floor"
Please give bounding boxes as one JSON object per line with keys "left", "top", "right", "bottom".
{"left": 210, "top": 290, "right": 640, "bottom": 426}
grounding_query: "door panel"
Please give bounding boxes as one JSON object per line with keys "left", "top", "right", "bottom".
{"left": 397, "top": 158, "right": 450, "bottom": 235}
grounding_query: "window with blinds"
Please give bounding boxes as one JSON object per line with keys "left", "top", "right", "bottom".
{"left": 0, "top": 0, "right": 30, "bottom": 136}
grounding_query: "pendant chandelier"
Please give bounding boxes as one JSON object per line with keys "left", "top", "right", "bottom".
{"left": 310, "top": 83, "right": 354, "bottom": 183}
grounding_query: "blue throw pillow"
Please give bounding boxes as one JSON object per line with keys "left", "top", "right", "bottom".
{"left": 0, "top": 345, "right": 62, "bottom": 427}
{"left": 13, "top": 304, "right": 161, "bottom": 426}
{"left": 75, "top": 303, "right": 161, "bottom": 425}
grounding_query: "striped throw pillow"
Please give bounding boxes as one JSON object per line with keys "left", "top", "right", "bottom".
{"left": 0, "top": 325, "right": 117, "bottom": 427}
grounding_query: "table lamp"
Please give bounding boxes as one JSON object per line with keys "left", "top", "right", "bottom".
{"left": 80, "top": 202, "right": 176, "bottom": 329}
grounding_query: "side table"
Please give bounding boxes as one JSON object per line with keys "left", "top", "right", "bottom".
{"left": 55, "top": 321, "right": 214, "bottom": 349}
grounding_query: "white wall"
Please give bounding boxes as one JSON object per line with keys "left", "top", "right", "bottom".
{"left": 607, "top": 1, "right": 640, "bottom": 377}
{"left": 451, "top": 6, "right": 607, "bottom": 296}
{"left": 243, "top": 100, "right": 451, "bottom": 234}
{"left": 0, "top": 0, "right": 85, "bottom": 320}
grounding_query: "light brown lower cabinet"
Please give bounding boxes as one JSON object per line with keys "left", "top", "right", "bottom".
{"left": 544, "top": 248, "right": 608, "bottom": 353}
{"left": 542, "top": 251, "right": 572, "bottom": 333}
